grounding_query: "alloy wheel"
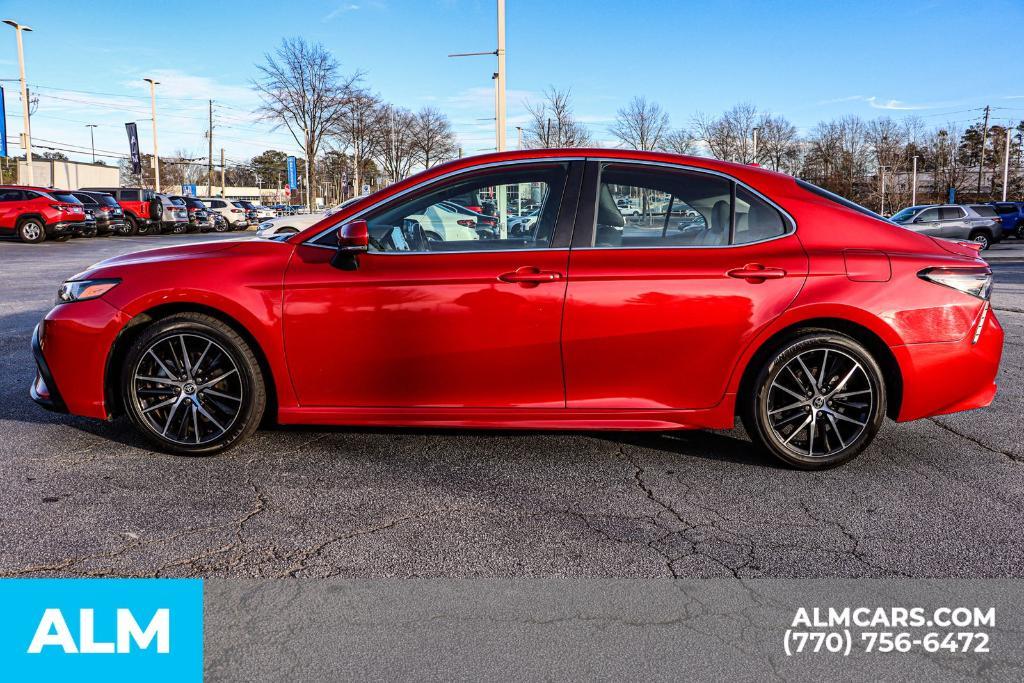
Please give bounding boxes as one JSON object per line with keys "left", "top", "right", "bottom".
{"left": 764, "top": 348, "right": 873, "bottom": 459}
{"left": 21, "top": 222, "right": 42, "bottom": 241}
{"left": 131, "top": 333, "right": 244, "bottom": 446}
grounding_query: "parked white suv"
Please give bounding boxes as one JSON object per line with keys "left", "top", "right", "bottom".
{"left": 199, "top": 197, "right": 248, "bottom": 230}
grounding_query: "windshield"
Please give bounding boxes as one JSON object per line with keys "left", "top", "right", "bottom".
{"left": 51, "top": 192, "right": 82, "bottom": 204}
{"left": 170, "top": 197, "right": 187, "bottom": 206}
{"left": 889, "top": 207, "right": 919, "bottom": 222}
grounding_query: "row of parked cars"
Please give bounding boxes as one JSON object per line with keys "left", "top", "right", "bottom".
{"left": 0, "top": 184, "right": 282, "bottom": 243}
{"left": 890, "top": 201, "right": 1024, "bottom": 249}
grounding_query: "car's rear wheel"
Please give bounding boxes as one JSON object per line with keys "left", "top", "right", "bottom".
{"left": 213, "top": 218, "right": 229, "bottom": 233}
{"left": 969, "top": 230, "right": 991, "bottom": 250}
{"left": 16, "top": 218, "right": 45, "bottom": 243}
{"left": 741, "top": 332, "right": 886, "bottom": 469}
{"left": 121, "top": 313, "right": 266, "bottom": 455}
{"left": 171, "top": 222, "right": 188, "bottom": 234}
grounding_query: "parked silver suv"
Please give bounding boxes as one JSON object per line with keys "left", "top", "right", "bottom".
{"left": 890, "top": 204, "right": 1003, "bottom": 249}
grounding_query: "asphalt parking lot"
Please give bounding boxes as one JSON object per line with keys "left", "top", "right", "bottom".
{"left": 0, "top": 233, "right": 1022, "bottom": 579}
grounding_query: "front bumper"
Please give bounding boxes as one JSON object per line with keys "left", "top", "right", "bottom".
{"left": 30, "top": 299, "right": 131, "bottom": 419}
{"left": 30, "top": 323, "right": 67, "bottom": 413}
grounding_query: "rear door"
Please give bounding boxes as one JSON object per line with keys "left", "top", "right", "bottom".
{"left": 561, "top": 161, "right": 808, "bottom": 410}
{"left": 938, "top": 206, "right": 968, "bottom": 238}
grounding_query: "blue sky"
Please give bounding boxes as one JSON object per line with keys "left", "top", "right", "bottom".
{"left": 2, "top": 0, "right": 1023, "bottom": 167}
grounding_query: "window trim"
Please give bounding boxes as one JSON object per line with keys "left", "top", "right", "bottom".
{"left": 571, "top": 158, "right": 796, "bottom": 251}
{"left": 303, "top": 157, "right": 585, "bottom": 253}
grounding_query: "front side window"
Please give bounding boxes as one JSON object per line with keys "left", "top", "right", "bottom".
{"left": 0, "top": 189, "right": 22, "bottom": 202}
{"left": 917, "top": 208, "right": 940, "bottom": 222}
{"left": 315, "top": 163, "right": 568, "bottom": 252}
{"left": 590, "top": 164, "right": 787, "bottom": 248}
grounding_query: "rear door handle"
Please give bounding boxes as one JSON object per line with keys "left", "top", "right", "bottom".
{"left": 498, "top": 266, "right": 563, "bottom": 284}
{"left": 726, "top": 263, "right": 787, "bottom": 281}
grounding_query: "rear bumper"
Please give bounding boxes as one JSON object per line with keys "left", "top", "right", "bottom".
{"left": 894, "top": 304, "right": 1004, "bottom": 421}
{"left": 46, "top": 221, "right": 79, "bottom": 236}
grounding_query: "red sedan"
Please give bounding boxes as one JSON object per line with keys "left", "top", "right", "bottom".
{"left": 30, "top": 150, "right": 1003, "bottom": 468}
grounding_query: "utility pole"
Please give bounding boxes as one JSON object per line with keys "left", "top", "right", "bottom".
{"left": 143, "top": 78, "right": 160, "bottom": 191}
{"left": 752, "top": 126, "right": 760, "bottom": 164}
{"left": 447, "top": 0, "right": 507, "bottom": 150}
{"left": 4, "top": 20, "right": 34, "bottom": 185}
{"left": 303, "top": 129, "right": 312, "bottom": 212}
{"left": 911, "top": 155, "right": 919, "bottom": 207}
{"left": 85, "top": 124, "right": 97, "bottom": 163}
{"left": 977, "top": 105, "right": 990, "bottom": 197}
{"left": 220, "top": 148, "right": 225, "bottom": 197}
{"left": 1003, "top": 125, "right": 1012, "bottom": 202}
{"left": 879, "top": 165, "right": 889, "bottom": 215}
{"left": 207, "top": 100, "right": 214, "bottom": 197}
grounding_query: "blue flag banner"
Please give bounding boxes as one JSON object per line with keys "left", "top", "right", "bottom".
{"left": 0, "top": 85, "right": 7, "bottom": 158}
{"left": 287, "top": 155, "right": 298, "bottom": 190}
{"left": 0, "top": 579, "right": 203, "bottom": 683}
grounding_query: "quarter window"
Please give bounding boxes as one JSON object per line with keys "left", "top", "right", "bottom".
{"left": 734, "top": 186, "right": 786, "bottom": 244}
{"left": 315, "top": 163, "right": 569, "bottom": 252}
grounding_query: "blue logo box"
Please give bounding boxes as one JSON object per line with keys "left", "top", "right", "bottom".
{"left": 0, "top": 578, "right": 203, "bottom": 682}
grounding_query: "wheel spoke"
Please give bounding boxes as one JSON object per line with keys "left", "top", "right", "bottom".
{"left": 833, "top": 389, "right": 870, "bottom": 400}
{"left": 200, "top": 368, "right": 237, "bottom": 390}
{"left": 147, "top": 349, "right": 178, "bottom": 381}
{"left": 204, "top": 388, "right": 241, "bottom": 401}
{"left": 179, "top": 335, "right": 193, "bottom": 376}
{"left": 191, "top": 404, "right": 200, "bottom": 444}
{"left": 195, "top": 401, "right": 225, "bottom": 432}
{"left": 828, "top": 364, "right": 861, "bottom": 397}
{"left": 162, "top": 397, "right": 185, "bottom": 436}
{"left": 772, "top": 381, "right": 806, "bottom": 402}
{"left": 830, "top": 411, "right": 867, "bottom": 427}
{"left": 807, "top": 414, "right": 817, "bottom": 456}
{"left": 192, "top": 340, "right": 213, "bottom": 377}
{"left": 826, "top": 413, "right": 846, "bottom": 448}
{"left": 818, "top": 349, "right": 830, "bottom": 390}
{"left": 137, "top": 376, "right": 182, "bottom": 386}
{"left": 796, "top": 354, "right": 818, "bottom": 390}
{"left": 142, "top": 396, "right": 177, "bottom": 414}
{"left": 783, "top": 414, "right": 813, "bottom": 445}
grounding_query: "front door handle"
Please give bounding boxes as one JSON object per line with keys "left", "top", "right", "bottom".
{"left": 726, "top": 263, "right": 787, "bottom": 281}
{"left": 498, "top": 266, "right": 563, "bottom": 284}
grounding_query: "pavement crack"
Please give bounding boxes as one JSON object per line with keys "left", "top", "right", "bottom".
{"left": 927, "top": 418, "right": 1021, "bottom": 462}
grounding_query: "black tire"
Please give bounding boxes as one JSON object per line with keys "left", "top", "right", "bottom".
{"left": 16, "top": 218, "right": 46, "bottom": 243}
{"left": 171, "top": 222, "right": 188, "bottom": 234}
{"left": 1016, "top": 225, "right": 1024, "bottom": 240}
{"left": 213, "top": 217, "right": 229, "bottom": 233}
{"left": 969, "top": 230, "right": 991, "bottom": 250}
{"left": 740, "top": 331, "right": 886, "bottom": 470}
{"left": 120, "top": 313, "right": 266, "bottom": 455}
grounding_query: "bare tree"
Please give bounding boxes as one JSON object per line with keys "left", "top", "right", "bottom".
{"left": 756, "top": 115, "right": 801, "bottom": 173}
{"left": 410, "top": 107, "right": 458, "bottom": 169}
{"left": 253, "top": 37, "right": 361, "bottom": 202}
{"left": 692, "top": 103, "right": 760, "bottom": 163}
{"left": 663, "top": 128, "right": 697, "bottom": 156}
{"left": 801, "top": 115, "right": 872, "bottom": 201}
{"left": 374, "top": 105, "right": 418, "bottom": 183}
{"left": 610, "top": 97, "right": 670, "bottom": 151}
{"left": 332, "top": 89, "right": 386, "bottom": 194}
{"left": 522, "top": 87, "right": 592, "bottom": 148}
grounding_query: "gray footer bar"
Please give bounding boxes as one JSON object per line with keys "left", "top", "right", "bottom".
{"left": 205, "top": 580, "right": 1024, "bottom": 681}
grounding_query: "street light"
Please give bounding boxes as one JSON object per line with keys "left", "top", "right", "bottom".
{"left": 4, "top": 19, "right": 34, "bottom": 185}
{"left": 911, "top": 155, "right": 919, "bottom": 207}
{"left": 751, "top": 126, "right": 760, "bottom": 164}
{"left": 878, "top": 165, "right": 889, "bottom": 215}
{"left": 143, "top": 78, "right": 160, "bottom": 192}
{"left": 85, "top": 124, "right": 97, "bottom": 163}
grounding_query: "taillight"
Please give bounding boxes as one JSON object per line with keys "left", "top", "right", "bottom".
{"left": 918, "top": 266, "right": 993, "bottom": 300}
{"left": 457, "top": 219, "right": 476, "bottom": 227}
{"left": 231, "top": 208, "right": 242, "bottom": 213}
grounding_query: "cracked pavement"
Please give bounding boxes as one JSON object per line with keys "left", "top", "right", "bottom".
{"left": 1, "top": 235, "right": 1022, "bottom": 579}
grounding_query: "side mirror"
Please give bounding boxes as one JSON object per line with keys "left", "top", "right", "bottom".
{"left": 332, "top": 219, "right": 369, "bottom": 270}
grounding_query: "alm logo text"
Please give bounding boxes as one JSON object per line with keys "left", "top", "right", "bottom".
{"left": 27, "top": 608, "right": 170, "bottom": 654}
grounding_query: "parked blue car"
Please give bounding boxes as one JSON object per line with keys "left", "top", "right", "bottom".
{"left": 991, "top": 201, "right": 1024, "bottom": 239}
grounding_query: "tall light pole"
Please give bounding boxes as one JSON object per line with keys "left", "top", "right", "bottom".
{"left": 495, "top": 0, "right": 506, "bottom": 153}
{"left": 4, "top": 20, "right": 33, "bottom": 185}
{"left": 879, "top": 165, "right": 889, "bottom": 215}
{"left": 751, "top": 126, "right": 760, "bottom": 164}
{"left": 1003, "top": 125, "right": 1012, "bottom": 202}
{"left": 85, "top": 124, "right": 97, "bottom": 163}
{"left": 143, "top": 78, "right": 160, "bottom": 192}
{"left": 911, "top": 155, "right": 919, "bottom": 206}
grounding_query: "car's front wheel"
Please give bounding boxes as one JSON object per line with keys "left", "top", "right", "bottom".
{"left": 121, "top": 313, "right": 266, "bottom": 455}
{"left": 741, "top": 331, "right": 886, "bottom": 469}
{"left": 969, "top": 230, "right": 991, "bottom": 250}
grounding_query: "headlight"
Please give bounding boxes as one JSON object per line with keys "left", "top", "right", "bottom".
{"left": 258, "top": 222, "right": 273, "bottom": 231}
{"left": 57, "top": 278, "right": 120, "bottom": 304}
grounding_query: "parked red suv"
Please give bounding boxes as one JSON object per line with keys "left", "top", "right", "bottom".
{"left": 80, "top": 187, "right": 161, "bottom": 235}
{"left": 30, "top": 150, "right": 1003, "bottom": 468}
{"left": 0, "top": 185, "right": 87, "bottom": 243}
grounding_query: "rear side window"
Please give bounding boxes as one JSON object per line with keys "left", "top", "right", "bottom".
{"left": 210, "top": 200, "right": 225, "bottom": 208}
{"left": 940, "top": 207, "right": 965, "bottom": 220}
{"left": 121, "top": 189, "right": 140, "bottom": 201}
{"left": 51, "top": 192, "right": 82, "bottom": 204}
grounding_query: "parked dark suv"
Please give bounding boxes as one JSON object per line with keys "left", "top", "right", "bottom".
{"left": 169, "top": 195, "right": 213, "bottom": 232}
{"left": 0, "top": 185, "right": 86, "bottom": 243}
{"left": 71, "top": 190, "right": 126, "bottom": 236}
{"left": 80, "top": 187, "right": 161, "bottom": 235}
{"left": 990, "top": 201, "right": 1024, "bottom": 239}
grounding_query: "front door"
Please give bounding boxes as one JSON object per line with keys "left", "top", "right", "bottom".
{"left": 283, "top": 161, "right": 580, "bottom": 408}
{"left": 562, "top": 161, "right": 808, "bottom": 410}
{"left": 0, "top": 188, "right": 24, "bottom": 231}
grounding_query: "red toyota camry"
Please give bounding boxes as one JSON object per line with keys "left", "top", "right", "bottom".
{"left": 30, "top": 150, "right": 1003, "bottom": 468}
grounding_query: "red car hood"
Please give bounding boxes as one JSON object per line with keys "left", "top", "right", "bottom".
{"left": 74, "top": 240, "right": 247, "bottom": 279}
